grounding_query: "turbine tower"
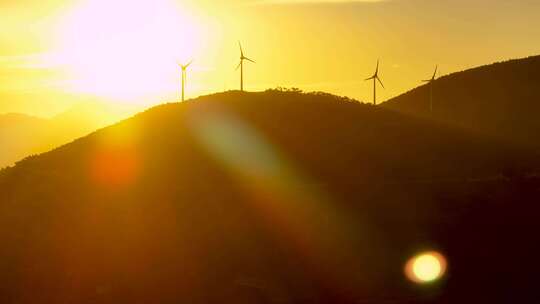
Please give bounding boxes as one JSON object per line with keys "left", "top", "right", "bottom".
{"left": 365, "top": 59, "right": 385, "bottom": 105}
{"left": 422, "top": 65, "right": 438, "bottom": 113}
{"left": 178, "top": 60, "right": 192, "bottom": 102}
{"left": 236, "top": 42, "right": 255, "bottom": 92}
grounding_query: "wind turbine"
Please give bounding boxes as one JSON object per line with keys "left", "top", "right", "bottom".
{"left": 422, "top": 65, "right": 438, "bottom": 113}
{"left": 178, "top": 60, "right": 192, "bottom": 102}
{"left": 236, "top": 42, "right": 255, "bottom": 92}
{"left": 365, "top": 59, "right": 384, "bottom": 105}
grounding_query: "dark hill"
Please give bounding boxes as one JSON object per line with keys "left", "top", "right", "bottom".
{"left": 1, "top": 90, "right": 539, "bottom": 303}
{"left": 382, "top": 55, "right": 540, "bottom": 148}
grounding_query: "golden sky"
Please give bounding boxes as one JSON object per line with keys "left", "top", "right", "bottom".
{"left": 1, "top": 0, "right": 540, "bottom": 117}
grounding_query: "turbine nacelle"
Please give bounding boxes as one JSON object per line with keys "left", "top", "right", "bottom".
{"left": 237, "top": 42, "right": 256, "bottom": 68}
{"left": 365, "top": 59, "right": 385, "bottom": 89}
{"left": 422, "top": 65, "right": 438, "bottom": 83}
{"left": 178, "top": 60, "right": 193, "bottom": 72}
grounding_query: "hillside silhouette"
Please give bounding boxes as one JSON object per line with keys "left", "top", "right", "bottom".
{"left": 1, "top": 90, "right": 540, "bottom": 303}
{"left": 382, "top": 55, "right": 540, "bottom": 148}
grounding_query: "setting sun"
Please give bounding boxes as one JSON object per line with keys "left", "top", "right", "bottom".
{"left": 52, "top": 0, "right": 208, "bottom": 101}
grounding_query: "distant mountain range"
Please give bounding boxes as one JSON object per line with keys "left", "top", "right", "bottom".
{"left": 1, "top": 90, "right": 539, "bottom": 303}
{"left": 0, "top": 102, "right": 135, "bottom": 168}
{"left": 1, "top": 112, "right": 58, "bottom": 168}
{"left": 382, "top": 55, "right": 540, "bottom": 148}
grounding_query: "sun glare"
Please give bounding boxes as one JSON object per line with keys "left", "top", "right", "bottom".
{"left": 54, "top": 0, "right": 207, "bottom": 102}
{"left": 405, "top": 251, "right": 447, "bottom": 284}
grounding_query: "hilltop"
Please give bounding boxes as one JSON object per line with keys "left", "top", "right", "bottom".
{"left": 1, "top": 90, "right": 539, "bottom": 303}
{"left": 382, "top": 55, "right": 540, "bottom": 148}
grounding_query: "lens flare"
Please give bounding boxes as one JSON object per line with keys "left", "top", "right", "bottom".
{"left": 188, "top": 107, "right": 365, "bottom": 294}
{"left": 405, "top": 251, "right": 447, "bottom": 284}
{"left": 90, "top": 144, "right": 140, "bottom": 189}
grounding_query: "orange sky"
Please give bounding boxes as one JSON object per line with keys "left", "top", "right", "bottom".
{"left": 1, "top": 0, "right": 540, "bottom": 117}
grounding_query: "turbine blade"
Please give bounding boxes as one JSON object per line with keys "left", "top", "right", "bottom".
{"left": 375, "top": 59, "right": 380, "bottom": 75}
{"left": 365, "top": 76, "right": 375, "bottom": 81}
{"left": 377, "top": 76, "right": 385, "bottom": 89}
{"left": 186, "top": 60, "right": 193, "bottom": 68}
{"left": 432, "top": 65, "right": 438, "bottom": 80}
{"left": 238, "top": 41, "right": 244, "bottom": 57}
{"left": 235, "top": 61, "right": 241, "bottom": 70}
{"left": 244, "top": 57, "right": 256, "bottom": 63}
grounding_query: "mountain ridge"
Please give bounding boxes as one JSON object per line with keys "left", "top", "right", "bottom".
{"left": 382, "top": 55, "right": 540, "bottom": 148}
{"left": 1, "top": 90, "right": 540, "bottom": 303}
{"left": 4, "top": 89, "right": 535, "bottom": 179}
